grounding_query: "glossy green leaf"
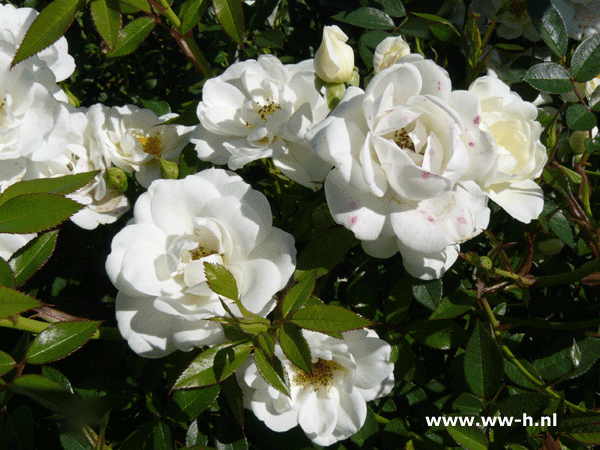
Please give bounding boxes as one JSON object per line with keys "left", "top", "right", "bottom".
{"left": 376, "top": 0, "right": 406, "bottom": 17}
{"left": 154, "top": 421, "right": 175, "bottom": 450}
{"left": 254, "top": 333, "right": 275, "bottom": 357}
{"left": 290, "top": 305, "right": 372, "bottom": 332}
{"left": 408, "top": 319, "right": 468, "bottom": 349}
{"left": 174, "top": 341, "right": 252, "bottom": 389}
{"left": 496, "top": 392, "right": 551, "bottom": 419}
{"left": 534, "top": 337, "right": 600, "bottom": 380}
{"left": 446, "top": 424, "right": 488, "bottom": 450}
{"left": 204, "top": 263, "right": 238, "bottom": 301}
{"left": 332, "top": 7, "right": 395, "bottom": 30}
{"left": 280, "top": 271, "right": 315, "bottom": 318}
{"left": 538, "top": 3, "right": 568, "bottom": 58}
{"left": 212, "top": 0, "right": 245, "bottom": 46}
{"left": 0, "top": 194, "right": 83, "bottom": 234}
{"left": 0, "top": 258, "right": 15, "bottom": 288}
{"left": 412, "top": 279, "right": 442, "bottom": 310}
{"left": 26, "top": 321, "right": 101, "bottom": 364}
{"left": 252, "top": 30, "right": 285, "bottom": 49}
{"left": 0, "top": 350, "right": 16, "bottom": 377}
{"left": 278, "top": 323, "right": 312, "bottom": 373}
{"left": 172, "top": 385, "right": 220, "bottom": 420}
{"left": 11, "top": 0, "right": 86, "bottom": 68}
{"left": 109, "top": 16, "right": 155, "bottom": 58}
{"left": 452, "top": 393, "right": 484, "bottom": 415}
{"left": 464, "top": 323, "right": 503, "bottom": 399}
{"left": 181, "top": 0, "right": 209, "bottom": 34}
{"left": 119, "top": 0, "right": 151, "bottom": 13}
{"left": 9, "top": 374, "right": 75, "bottom": 414}
{"left": 254, "top": 349, "right": 290, "bottom": 397}
{"left": 430, "top": 291, "right": 477, "bottom": 320}
{"left": 524, "top": 62, "right": 572, "bottom": 93}
{"left": 547, "top": 209, "right": 575, "bottom": 248}
{"left": 505, "top": 359, "right": 543, "bottom": 389}
{"left": 0, "top": 286, "right": 41, "bottom": 319}
{"left": 0, "top": 171, "right": 98, "bottom": 207}
{"left": 90, "top": 0, "right": 122, "bottom": 49}
{"left": 571, "top": 34, "right": 600, "bottom": 82}
{"left": 567, "top": 103, "right": 597, "bottom": 131}
{"left": 560, "top": 412, "right": 600, "bottom": 444}
{"left": 9, "top": 230, "right": 59, "bottom": 287}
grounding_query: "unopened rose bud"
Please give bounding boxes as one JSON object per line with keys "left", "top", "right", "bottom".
{"left": 325, "top": 83, "right": 346, "bottom": 110}
{"left": 159, "top": 157, "right": 179, "bottom": 180}
{"left": 105, "top": 167, "right": 128, "bottom": 192}
{"left": 569, "top": 127, "right": 598, "bottom": 155}
{"left": 373, "top": 36, "right": 411, "bottom": 74}
{"left": 314, "top": 25, "right": 355, "bottom": 84}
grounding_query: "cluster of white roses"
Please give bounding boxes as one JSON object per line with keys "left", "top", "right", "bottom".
{"left": 1, "top": 5, "right": 550, "bottom": 444}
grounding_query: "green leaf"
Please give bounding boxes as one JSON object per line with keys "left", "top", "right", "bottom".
{"left": 505, "top": 359, "right": 543, "bottom": 389}
{"left": 109, "top": 16, "right": 155, "bottom": 58}
{"left": 430, "top": 291, "right": 477, "bottom": 320}
{"left": 253, "top": 29, "right": 285, "bottom": 49}
{"left": 464, "top": 323, "right": 504, "bottom": 399}
{"left": 0, "top": 171, "right": 98, "bottom": 207}
{"left": 0, "top": 258, "right": 15, "bottom": 288}
{"left": 524, "top": 62, "right": 573, "bottom": 94}
{"left": 386, "top": 278, "right": 412, "bottom": 324}
{"left": 181, "top": 0, "right": 209, "bottom": 34}
{"left": 171, "top": 385, "right": 221, "bottom": 420}
{"left": 9, "top": 230, "right": 59, "bottom": 287}
{"left": 0, "top": 286, "right": 41, "bottom": 319}
{"left": 412, "top": 279, "right": 442, "bottom": 310}
{"left": 154, "top": 421, "right": 175, "bottom": 450}
{"left": 90, "top": 0, "right": 122, "bottom": 49}
{"left": 219, "top": 374, "right": 245, "bottom": 433}
{"left": 452, "top": 393, "right": 484, "bottom": 415}
{"left": 566, "top": 103, "right": 597, "bottom": 131}
{"left": 446, "top": 424, "right": 489, "bottom": 450}
{"left": 534, "top": 337, "right": 600, "bottom": 380}
{"left": 332, "top": 7, "right": 395, "bottom": 30}
{"left": 496, "top": 392, "right": 551, "bottom": 419}
{"left": 560, "top": 412, "right": 600, "bottom": 444}
{"left": 25, "top": 321, "right": 101, "bottom": 364}
{"left": 0, "top": 194, "right": 84, "bottom": 234}
{"left": 11, "top": 0, "right": 86, "bottom": 68}
{"left": 9, "top": 374, "right": 75, "bottom": 414}
{"left": 538, "top": 4, "right": 568, "bottom": 58}
{"left": 280, "top": 271, "right": 316, "bottom": 318}
{"left": 173, "top": 341, "right": 252, "bottom": 389}
{"left": 254, "top": 350, "right": 290, "bottom": 397}
{"left": 296, "top": 226, "right": 356, "bottom": 273}
{"left": 0, "top": 350, "right": 16, "bottom": 377}
{"left": 546, "top": 209, "right": 575, "bottom": 248}
{"left": 254, "top": 333, "right": 275, "bottom": 357}
{"left": 278, "top": 323, "right": 312, "bottom": 373}
{"left": 212, "top": 0, "right": 245, "bottom": 46}
{"left": 571, "top": 34, "right": 600, "bottom": 82}
{"left": 119, "top": 0, "right": 151, "bottom": 13}
{"left": 290, "top": 305, "right": 372, "bottom": 332}
{"left": 376, "top": 0, "right": 406, "bottom": 17}
{"left": 408, "top": 319, "right": 468, "bottom": 349}
{"left": 411, "top": 13, "right": 461, "bottom": 43}
{"left": 204, "top": 263, "right": 239, "bottom": 301}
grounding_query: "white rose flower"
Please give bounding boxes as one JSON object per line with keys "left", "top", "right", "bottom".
{"left": 0, "top": 3, "right": 76, "bottom": 82}
{"left": 314, "top": 25, "right": 355, "bottom": 83}
{"left": 552, "top": 0, "right": 600, "bottom": 39}
{"left": 0, "top": 51, "right": 75, "bottom": 162}
{"left": 464, "top": 72, "right": 547, "bottom": 223}
{"left": 238, "top": 329, "right": 394, "bottom": 446}
{"left": 0, "top": 233, "right": 36, "bottom": 262}
{"left": 24, "top": 108, "right": 130, "bottom": 230}
{"left": 86, "top": 104, "right": 192, "bottom": 188}
{"left": 193, "top": 55, "right": 332, "bottom": 191}
{"left": 105, "top": 168, "right": 296, "bottom": 357}
{"left": 307, "top": 55, "right": 493, "bottom": 279}
{"left": 372, "top": 36, "right": 411, "bottom": 74}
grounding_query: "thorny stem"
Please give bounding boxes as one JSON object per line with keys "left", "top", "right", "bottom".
{"left": 480, "top": 298, "right": 586, "bottom": 412}
{"left": 154, "top": 0, "right": 214, "bottom": 78}
{"left": 0, "top": 316, "right": 123, "bottom": 340}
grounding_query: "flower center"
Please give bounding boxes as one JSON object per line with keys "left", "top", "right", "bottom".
{"left": 190, "top": 245, "right": 218, "bottom": 261}
{"left": 253, "top": 99, "right": 282, "bottom": 121}
{"left": 294, "top": 358, "right": 344, "bottom": 389}
{"left": 134, "top": 132, "right": 163, "bottom": 156}
{"left": 394, "top": 128, "right": 415, "bottom": 151}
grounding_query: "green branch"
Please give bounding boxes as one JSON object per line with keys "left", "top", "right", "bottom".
{"left": 534, "top": 259, "right": 600, "bottom": 287}
{"left": 0, "top": 316, "right": 123, "bottom": 340}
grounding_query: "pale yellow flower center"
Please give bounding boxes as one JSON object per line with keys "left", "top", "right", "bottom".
{"left": 294, "top": 358, "right": 344, "bottom": 389}
{"left": 135, "top": 132, "right": 163, "bottom": 156}
{"left": 190, "top": 245, "right": 218, "bottom": 261}
{"left": 394, "top": 128, "right": 415, "bottom": 151}
{"left": 253, "top": 99, "right": 282, "bottom": 121}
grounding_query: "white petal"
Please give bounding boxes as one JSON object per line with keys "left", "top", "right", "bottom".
{"left": 487, "top": 179, "right": 544, "bottom": 223}
{"left": 398, "top": 241, "right": 460, "bottom": 280}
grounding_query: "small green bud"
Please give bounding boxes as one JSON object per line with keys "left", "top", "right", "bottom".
{"left": 479, "top": 256, "right": 493, "bottom": 270}
{"left": 347, "top": 69, "right": 360, "bottom": 87}
{"left": 159, "top": 157, "right": 179, "bottom": 180}
{"left": 104, "top": 167, "right": 128, "bottom": 192}
{"left": 325, "top": 83, "right": 346, "bottom": 110}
